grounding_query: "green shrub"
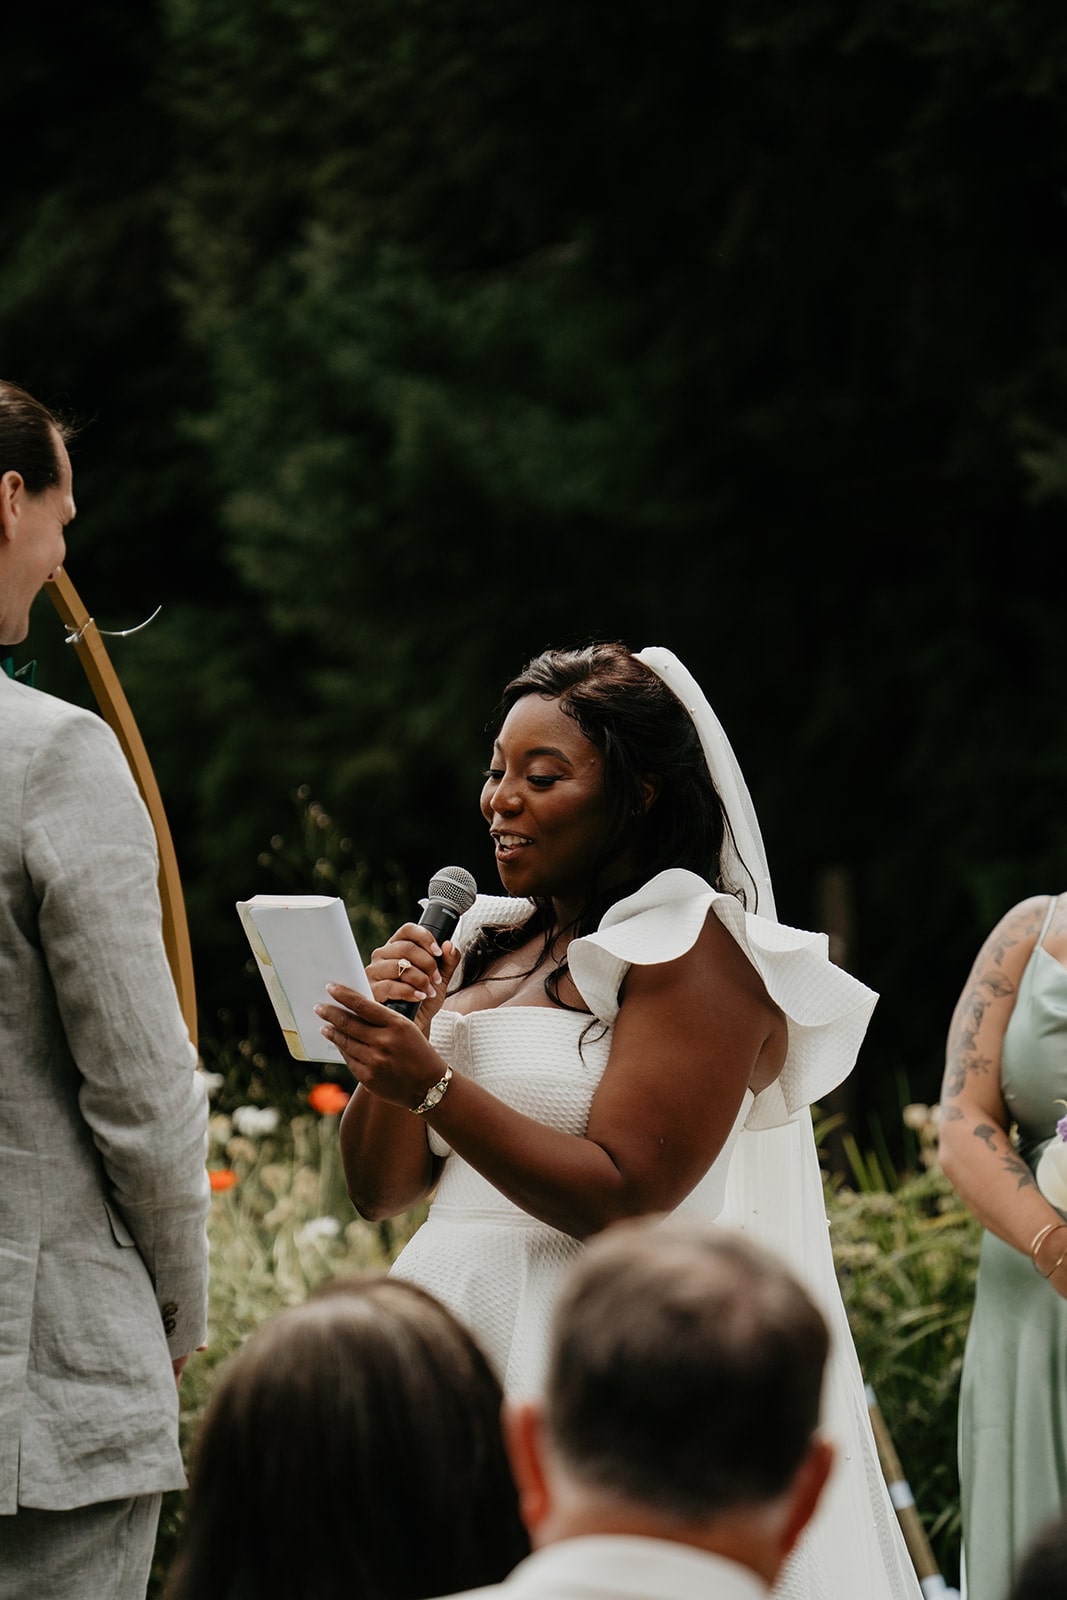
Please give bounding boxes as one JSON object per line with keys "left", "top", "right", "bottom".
{"left": 825, "top": 1103, "right": 980, "bottom": 1589}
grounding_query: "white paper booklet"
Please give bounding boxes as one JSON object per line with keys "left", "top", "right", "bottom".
{"left": 236, "top": 894, "right": 374, "bottom": 1063}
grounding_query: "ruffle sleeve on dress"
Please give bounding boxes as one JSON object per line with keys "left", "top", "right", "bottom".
{"left": 568, "top": 869, "right": 878, "bottom": 1130}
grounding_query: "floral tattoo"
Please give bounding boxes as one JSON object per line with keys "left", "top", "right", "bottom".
{"left": 942, "top": 900, "right": 1047, "bottom": 1104}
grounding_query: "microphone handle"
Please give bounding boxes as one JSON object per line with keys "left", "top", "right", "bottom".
{"left": 385, "top": 898, "right": 463, "bottom": 1020}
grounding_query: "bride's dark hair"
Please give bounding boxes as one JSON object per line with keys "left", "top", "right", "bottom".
{"left": 460, "top": 642, "right": 750, "bottom": 1005}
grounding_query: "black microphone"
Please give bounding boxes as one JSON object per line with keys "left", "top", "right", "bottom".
{"left": 386, "top": 865, "right": 478, "bottom": 1019}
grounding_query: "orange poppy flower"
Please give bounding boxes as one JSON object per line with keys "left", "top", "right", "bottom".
{"left": 308, "top": 1082, "right": 351, "bottom": 1116}
{"left": 209, "top": 1168, "right": 238, "bottom": 1192}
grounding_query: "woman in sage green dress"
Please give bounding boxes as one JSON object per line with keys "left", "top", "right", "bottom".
{"left": 940, "top": 892, "right": 1067, "bottom": 1600}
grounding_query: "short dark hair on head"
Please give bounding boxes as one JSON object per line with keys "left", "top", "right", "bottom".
{"left": 0, "top": 380, "right": 72, "bottom": 493}
{"left": 164, "top": 1274, "right": 529, "bottom": 1600}
{"left": 497, "top": 642, "right": 746, "bottom": 903}
{"left": 1010, "top": 1511, "right": 1067, "bottom": 1600}
{"left": 544, "top": 1221, "right": 829, "bottom": 1522}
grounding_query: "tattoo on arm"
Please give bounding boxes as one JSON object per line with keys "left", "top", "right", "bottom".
{"left": 943, "top": 1040, "right": 995, "bottom": 1100}
{"left": 1002, "top": 1150, "right": 1036, "bottom": 1192}
{"left": 943, "top": 969, "right": 1016, "bottom": 1101}
{"left": 971, "top": 1121, "right": 1036, "bottom": 1190}
{"left": 988, "top": 900, "right": 1049, "bottom": 965}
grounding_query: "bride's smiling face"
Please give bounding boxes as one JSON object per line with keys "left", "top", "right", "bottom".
{"left": 480, "top": 694, "right": 621, "bottom": 915}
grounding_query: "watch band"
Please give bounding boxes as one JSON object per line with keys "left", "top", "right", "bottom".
{"left": 410, "top": 1063, "right": 453, "bottom": 1115}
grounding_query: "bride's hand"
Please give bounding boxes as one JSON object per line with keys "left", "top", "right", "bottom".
{"left": 315, "top": 985, "right": 451, "bottom": 1110}
{"left": 365, "top": 924, "right": 462, "bottom": 1033}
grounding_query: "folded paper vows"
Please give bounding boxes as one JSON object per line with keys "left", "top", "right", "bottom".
{"left": 236, "top": 894, "right": 374, "bottom": 1063}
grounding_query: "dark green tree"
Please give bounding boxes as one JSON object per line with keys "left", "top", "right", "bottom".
{"left": 154, "top": 0, "right": 1067, "bottom": 1112}
{"left": 6, "top": 0, "right": 1067, "bottom": 1116}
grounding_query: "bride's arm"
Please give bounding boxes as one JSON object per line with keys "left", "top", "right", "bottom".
{"left": 326, "top": 909, "right": 785, "bottom": 1239}
{"left": 338, "top": 922, "right": 460, "bottom": 1219}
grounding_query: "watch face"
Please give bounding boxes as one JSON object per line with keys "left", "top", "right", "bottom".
{"left": 413, "top": 1071, "right": 450, "bottom": 1114}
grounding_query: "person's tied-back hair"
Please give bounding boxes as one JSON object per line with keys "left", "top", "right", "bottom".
{"left": 0, "top": 381, "right": 73, "bottom": 492}
{"left": 544, "top": 1221, "right": 829, "bottom": 1524}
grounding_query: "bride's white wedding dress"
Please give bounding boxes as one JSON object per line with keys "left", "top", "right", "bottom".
{"left": 391, "top": 868, "right": 922, "bottom": 1600}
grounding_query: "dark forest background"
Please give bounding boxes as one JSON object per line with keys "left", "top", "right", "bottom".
{"left": 6, "top": 0, "right": 1067, "bottom": 1139}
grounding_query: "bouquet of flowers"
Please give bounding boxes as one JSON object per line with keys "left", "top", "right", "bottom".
{"left": 1035, "top": 1103, "right": 1067, "bottom": 1210}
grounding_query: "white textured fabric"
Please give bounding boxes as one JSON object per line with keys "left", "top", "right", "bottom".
{"left": 391, "top": 875, "right": 774, "bottom": 1393}
{"left": 394, "top": 641, "right": 920, "bottom": 1599}
{"left": 439, "top": 1533, "right": 766, "bottom": 1600}
{"left": 392, "top": 1004, "right": 608, "bottom": 1394}
{"left": 569, "top": 868, "right": 877, "bottom": 1128}
{"left": 391, "top": 873, "right": 872, "bottom": 1395}
{"left": 633, "top": 647, "right": 920, "bottom": 1600}
{"left": 720, "top": 1118, "right": 921, "bottom": 1600}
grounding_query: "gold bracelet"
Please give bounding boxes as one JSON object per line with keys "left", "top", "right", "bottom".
{"left": 1046, "top": 1248, "right": 1067, "bottom": 1280}
{"left": 1031, "top": 1221, "right": 1067, "bottom": 1274}
{"left": 410, "top": 1064, "right": 453, "bottom": 1116}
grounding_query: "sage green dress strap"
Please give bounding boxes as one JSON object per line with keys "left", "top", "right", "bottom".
{"left": 959, "top": 893, "right": 1067, "bottom": 1600}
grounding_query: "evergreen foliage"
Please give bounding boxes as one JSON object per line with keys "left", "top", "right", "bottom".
{"left": 5, "top": 0, "right": 1067, "bottom": 1113}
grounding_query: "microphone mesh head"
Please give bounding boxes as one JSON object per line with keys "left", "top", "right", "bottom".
{"left": 427, "top": 865, "right": 478, "bottom": 915}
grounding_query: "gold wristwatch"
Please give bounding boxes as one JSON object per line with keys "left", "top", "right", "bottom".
{"left": 410, "top": 1064, "right": 453, "bottom": 1115}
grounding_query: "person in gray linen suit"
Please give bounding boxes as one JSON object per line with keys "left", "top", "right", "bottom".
{"left": 436, "top": 1218, "right": 835, "bottom": 1600}
{"left": 0, "top": 378, "right": 210, "bottom": 1600}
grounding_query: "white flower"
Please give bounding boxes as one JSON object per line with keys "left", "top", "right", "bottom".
{"left": 299, "top": 1216, "right": 341, "bottom": 1244}
{"left": 208, "top": 1113, "right": 232, "bottom": 1148}
{"left": 198, "top": 1070, "right": 226, "bottom": 1099}
{"left": 231, "top": 1105, "right": 281, "bottom": 1138}
{"left": 1037, "top": 1136, "right": 1067, "bottom": 1210}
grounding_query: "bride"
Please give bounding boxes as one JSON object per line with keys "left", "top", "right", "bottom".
{"left": 321, "top": 641, "right": 921, "bottom": 1599}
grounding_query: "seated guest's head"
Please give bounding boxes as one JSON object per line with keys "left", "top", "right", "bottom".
{"left": 505, "top": 1219, "right": 833, "bottom": 1590}
{"left": 1009, "top": 1510, "right": 1067, "bottom": 1600}
{"left": 165, "top": 1273, "right": 529, "bottom": 1600}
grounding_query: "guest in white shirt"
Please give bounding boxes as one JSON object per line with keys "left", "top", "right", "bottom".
{"left": 436, "top": 1217, "right": 834, "bottom": 1600}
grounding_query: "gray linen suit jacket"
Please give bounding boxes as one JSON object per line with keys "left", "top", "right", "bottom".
{"left": 0, "top": 672, "right": 210, "bottom": 1513}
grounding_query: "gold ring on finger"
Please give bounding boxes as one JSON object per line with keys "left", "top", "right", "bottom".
{"left": 397, "top": 958, "right": 412, "bottom": 979}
